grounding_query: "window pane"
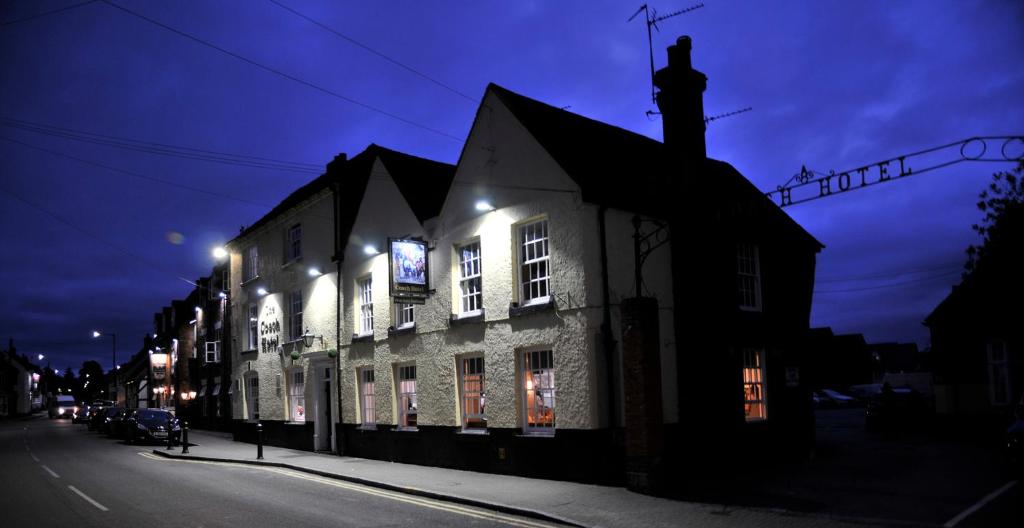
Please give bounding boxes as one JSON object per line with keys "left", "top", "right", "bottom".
{"left": 461, "top": 356, "right": 486, "bottom": 429}
{"left": 523, "top": 350, "right": 555, "bottom": 432}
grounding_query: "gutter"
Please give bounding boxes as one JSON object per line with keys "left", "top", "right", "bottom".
{"left": 598, "top": 206, "right": 617, "bottom": 428}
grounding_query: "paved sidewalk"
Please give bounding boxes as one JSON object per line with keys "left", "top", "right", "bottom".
{"left": 151, "top": 429, "right": 917, "bottom": 528}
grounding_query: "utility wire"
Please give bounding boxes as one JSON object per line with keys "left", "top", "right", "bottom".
{"left": 0, "top": 184, "right": 197, "bottom": 286}
{"left": 0, "top": 135, "right": 274, "bottom": 209}
{"left": 266, "top": 0, "right": 478, "bottom": 104}
{"left": 1, "top": 117, "right": 322, "bottom": 174}
{"left": 816, "top": 263, "right": 962, "bottom": 283}
{"left": 815, "top": 270, "right": 961, "bottom": 294}
{"left": 100, "top": 0, "right": 464, "bottom": 142}
{"left": 0, "top": 0, "right": 98, "bottom": 27}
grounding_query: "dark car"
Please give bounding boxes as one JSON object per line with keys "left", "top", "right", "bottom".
{"left": 86, "top": 405, "right": 109, "bottom": 431}
{"left": 98, "top": 406, "right": 125, "bottom": 435}
{"left": 865, "top": 384, "right": 931, "bottom": 431}
{"left": 125, "top": 409, "right": 181, "bottom": 445}
{"left": 1007, "top": 395, "right": 1024, "bottom": 478}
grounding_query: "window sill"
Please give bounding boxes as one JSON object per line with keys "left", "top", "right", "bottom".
{"left": 395, "top": 426, "right": 419, "bottom": 432}
{"left": 388, "top": 324, "right": 416, "bottom": 338}
{"left": 456, "top": 429, "right": 488, "bottom": 436}
{"left": 738, "top": 305, "right": 762, "bottom": 313}
{"left": 351, "top": 334, "right": 373, "bottom": 344}
{"left": 450, "top": 310, "right": 484, "bottom": 325}
{"left": 357, "top": 424, "right": 377, "bottom": 431}
{"left": 516, "top": 431, "right": 555, "bottom": 438}
{"left": 240, "top": 276, "right": 261, "bottom": 287}
{"left": 508, "top": 298, "right": 555, "bottom": 317}
{"left": 285, "top": 421, "right": 306, "bottom": 426}
{"left": 281, "top": 257, "right": 303, "bottom": 270}
{"left": 240, "top": 349, "right": 257, "bottom": 355}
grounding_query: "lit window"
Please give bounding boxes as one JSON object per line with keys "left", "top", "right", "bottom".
{"left": 289, "top": 369, "right": 305, "bottom": 422}
{"left": 358, "top": 277, "right": 373, "bottom": 336}
{"left": 522, "top": 349, "right": 555, "bottom": 434}
{"left": 289, "top": 290, "right": 303, "bottom": 341}
{"left": 988, "top": 340, "right": 1010, "bottom": 405}
{"left": 396, "top": 365, "right": 417, "bottom": 429}
{"left": 246, "top": 374, "right": 259, "bottom": 422}
{"left": 359, "top": 368, "right": 375, "bottom": 426}
{"left": 458, "top": 241, "right": 482, "bottom": 314}
{"left": 287, "top": 224, "right": 302, "bottom": 262}
{"left": 243, "top": 245, "right": 259, "bottom": 282}
{"left": 743, "top": 348, "right": 767, "bottom": 421}
{"left": 395, "top": 302, "right": 414, "bottom": 329}
{"left": 518, "top": 220, "right": 550, "bottom": 305}
{"left": 737, "top": 243, "right": 761, "bottom": 311}
{"left": 247, "top": 304, "right": 258, "bottom": 351}
{"left": 459, "top": 356, "right": 486, "bottom": 430}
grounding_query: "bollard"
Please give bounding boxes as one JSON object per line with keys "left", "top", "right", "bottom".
{"left": 181, "top": 421, "right": 189, "bottom": 454}
{"left": 256, "top": 421, "right": 264, "bottom": 460}
{"left": 166, "top": 416, "right": 174, "bottom": 450}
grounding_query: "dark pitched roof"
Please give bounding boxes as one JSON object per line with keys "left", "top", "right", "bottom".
{"left": 487, "top": 83, "right": 822, "bottom": 249}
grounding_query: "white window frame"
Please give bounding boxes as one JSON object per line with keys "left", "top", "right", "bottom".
{"left": 737, "top": 243, "right": 762, "bottom": 311}
{"left": 289, "top": 289, "right": 303, "bottom": 342}
{"left": 988, "top": 339, "right": 1011, "bottom": 406}
{"left": 286, "top": 223, "right": 302, "bottom": 263}
{"left": 522, "top": 348, "right": 555, "bottom": 434}
{"left": 395, "top": 364, "right": 417, "bottom": 430}
{"left": 459, "top": 355, "right": 486, "bottom": 431}
{"left": 357, "top": 277, "right": 373, "bottom": 337}
{"left": 358, "top": 367, "right": 375, "bottom": 427}
{"left": 394, "top": 302, "right": 415, "bottom": 329}
{"left": 743, "top": 348, "right": 767, "bottom": 422}
{"left": 288, "top": 368, "right": 306, "bottom": 423}
{"left": 517, "top": 219, "right": 551, "bottom": 306}
{"left": 205, "top": 341, "right": 220, "bottom": 363}
{"left": 247, "top": 303, "right": 259, "bottom": 351}
{"left": 245, "top": 373, "right": 259, "bottom": 422}
{"left": 457, "top": 241, "right": 482, "bottom": 316}
{"left": 243, "top": 245, "right": 259, "bottom": 283}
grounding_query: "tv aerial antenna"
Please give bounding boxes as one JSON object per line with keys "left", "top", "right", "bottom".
{"left": 628, "top": 3, "right": 706, "bottom": 104}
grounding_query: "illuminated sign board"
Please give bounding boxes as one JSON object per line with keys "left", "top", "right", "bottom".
{"left": 150, "top": 353, "right": 169, "bottom": 380}
{"left": 388, "top": 238, "right": 429, "bottom": 303}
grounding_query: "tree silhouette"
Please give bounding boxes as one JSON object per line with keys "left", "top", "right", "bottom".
{"left": 965, "top": 160, "right": 1023, "bottom": 278}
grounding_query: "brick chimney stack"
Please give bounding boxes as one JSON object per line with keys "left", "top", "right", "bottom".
{"left": 653, "top": 36, "right": 707, "bottom": 162}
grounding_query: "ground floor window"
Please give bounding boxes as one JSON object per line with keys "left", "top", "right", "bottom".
{"left": 359, "top": 368, "right": 375, "bottom": 426}
{"left": 459, "top": 355, "right": 486, "bottom": 430}
{"left": 743, "top": 348, "right": 767, "bottom": 421}
{"left": 396, "top": 364, "right": 417, "bottom": 429}
{"left": 289, "top": 369, "right": 306, "bottom": 422}
{"left": 245, "top": 374, "right": 259, "bottom": 421}
{"left": 523, "top": 349, "right": 555, "bottom": 434}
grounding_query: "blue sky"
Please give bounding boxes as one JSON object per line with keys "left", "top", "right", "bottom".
{"left": 1, "top": 0, "right": 1022, "bottom": 372}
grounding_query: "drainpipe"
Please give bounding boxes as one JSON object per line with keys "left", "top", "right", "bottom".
{"left": 598, "top": 206, "right": 617, "bottom": 428}
{"left": 330, "top": 155, "right": 347, "bottom": 454}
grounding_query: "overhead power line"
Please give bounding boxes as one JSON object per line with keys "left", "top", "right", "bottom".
{"left": 1, "top": 117, "right": 322, "bottom": 174}
{"left": 266, "top": 0, "right": 478, "bottom": 104}
{"left": 0, "top": 0, "right": 98, "bottom": 27}
{"left": 815, "top": 270, "right": 961, "bottom": 294}
{"left": 816, "top": 263, "right": 962, "bottom": 283}
{"left": 100, "top": 0, "right": 464, "bottom": 142}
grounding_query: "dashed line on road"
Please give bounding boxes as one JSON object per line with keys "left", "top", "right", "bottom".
{"left": 137, "top": 452, "right": 558, "bottom": 528}
{"left": 68, "top": 485, "right": 108, "bottom": 512}
{"left": 29, "top": 453, "right": 40, "bottom": 462}
{"left": 943, "top": 480, "right": 1018, "bottom": 527}
{"left": 41, "top": 464, "right": 60, "bottom": 478}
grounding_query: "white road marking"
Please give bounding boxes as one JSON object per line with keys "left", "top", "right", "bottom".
{"left": 30, "top": 453, "right": 40, "bottom": 462}
{"left": 943, "top": 480, "right": 1018, "bottom": 527}
{"left": 41, "top": 465, "right": 60, "bottom": 478}
{"left": 68, "top": 485, "right": 109, "bottom": 512}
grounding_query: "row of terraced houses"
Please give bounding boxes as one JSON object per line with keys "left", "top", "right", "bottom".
{"left": 114, "top": 38, "right": 822, "bottom": 488}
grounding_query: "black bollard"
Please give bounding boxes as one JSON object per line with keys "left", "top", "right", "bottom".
{"left": 166, "top": 415, "right": 173, "bottom": 450}
{"left": 256, "top": 420, "right": 264, "bottom": 460}
{"left": 181, "top": 421, "right": 189, "bottom": 454}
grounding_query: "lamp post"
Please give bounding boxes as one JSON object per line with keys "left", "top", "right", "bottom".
{"left": 92, "top": 330, "right": 117, "bottom": 370}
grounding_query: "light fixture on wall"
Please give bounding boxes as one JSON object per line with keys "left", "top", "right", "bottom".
{"left": 257, "top": 287, "right": 268, "bottom": 296}
{"left": 308, "top": 267, "right": 322, "bottom": 277}
{"left": 475, "top": 200, "right": 494, "bottom": 212}
{"left": 301, "top": 329, "right": 324, "bottom": 349}
{"left": 363, "top": 245, "right": 379, "bottom": 255}
{"left": 212, "top": 246, "right": 228, "bottom": 260}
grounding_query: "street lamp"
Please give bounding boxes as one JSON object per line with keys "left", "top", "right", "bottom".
{"left": 301, "top": 329, "right": 324, "bottom": 349}
{"left": 92, "top": 330, "right": 117, "bottom": 370}
{"left": 212, "top": 246, "right": 228, "bottom": 260}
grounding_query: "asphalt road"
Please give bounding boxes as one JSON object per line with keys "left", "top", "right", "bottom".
{"left": 0, "top": 417, "right": 559, "bottom": 528}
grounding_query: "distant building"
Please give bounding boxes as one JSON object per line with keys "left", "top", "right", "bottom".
{"left": 1, "top": 343, "right": 41, "bottom": 416}
{"left": 806, "top": 328, "right": 871, "bottom": 390}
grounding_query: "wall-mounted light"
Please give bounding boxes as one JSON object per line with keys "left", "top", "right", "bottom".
{"left": 301, "top": 329, "right": 325, "bottom": 348}
{"left": 212, "top": 246, "right": 228, "bottom": 260}
{"left": 218, "top": 291, "right": 228, "bottom": 299}
{"left": 363, "top": 245, "right": 379, "bottom": 256}
{"left": 308, "top": 267, "right": 322, "bottom": 277}
{"left": 475, "top": 200, "right": 494, "bottom": 212}
{"left": 257, "top": 287, "right": 268, "bottom": 296}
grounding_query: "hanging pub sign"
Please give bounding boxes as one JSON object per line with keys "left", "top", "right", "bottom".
{"left": 150, "top": 352, "right": 169, "bottom": 381}
{"left": 388, "top": 238, "right": 429, "bottom": 303}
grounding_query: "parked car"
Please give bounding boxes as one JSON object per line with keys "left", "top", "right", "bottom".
{"left": 1006, "top": 394, "right": 1024, "bottom": 478}
{"left": 125, "top": 409, "right": 181, "bottom": 445}
{"left": 72, "top": 403, "right": 90, "bottom": 423}
{"left": 814, "top": 389, "right": 858, "bottom": 408}
{"left": 48, "top": 395, "right": 77, "bottom": 419}
{"left": 865, "top": 384, "right": 931, "bottom": 431}
{"left": 86, "top": 405, "right": 109, "bottom": 431}
{"left": 98, "top": 406, "right": 125, "bottom": 435}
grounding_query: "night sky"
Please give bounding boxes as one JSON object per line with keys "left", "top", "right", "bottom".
{"left": 1, "top": 1, "right": 1022, "bottom": 373}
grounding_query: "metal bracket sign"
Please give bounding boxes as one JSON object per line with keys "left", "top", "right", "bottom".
{"left": 765, "top": 136, "right": 1023, "bottom": 207}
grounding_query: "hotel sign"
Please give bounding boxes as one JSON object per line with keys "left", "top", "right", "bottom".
{"left": 388, "top": 238, "right": 429, "bottom": 303}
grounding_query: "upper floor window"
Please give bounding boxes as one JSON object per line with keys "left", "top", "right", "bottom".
{"left": 204, "top": 340, "right": 220, "bottom": 363}
{"left": 243, "top": 245, "right": 259, "bottom": 282}
{"left": 396, "top": 364, "right": 417, "bottom": 429}
{"left": 988, "top": 340, "right": 1011, "bottom": 405}
{"left": 286, "top": 224, "right": 302, "bottom": 262}
{"left": 359, "top": 368, "right": 375, "bottom": 426}
{"left": 458, "top": 241, "right": 482, "bottom": 315}
{"left": 743, "top": 348, "right": 767, "bottom": 421}
{"left": 459, "top": 355, "right": 486, "bottom": 430}
{"left": 737, "top": 243, "right": 761, "bottom": 311}
{"left": 522, "top": 349, "right": 555, "bottom": 434}
{"left": 518, "top": 219, "right": 550, "bottom": 305}
{"left": 289, "top": 369, "right": 305, "bottom": 423}
{"left": 358, "top": 277, "right": 373, "bottom": 336}
{"left": 289, "top": 289, "right": 303, "bottom": 341}
{"left": 395, "top": 302, "right": 414, "bottom": 329}
{"left": 247, "top": 303, "right": 258, "bottom": 351}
